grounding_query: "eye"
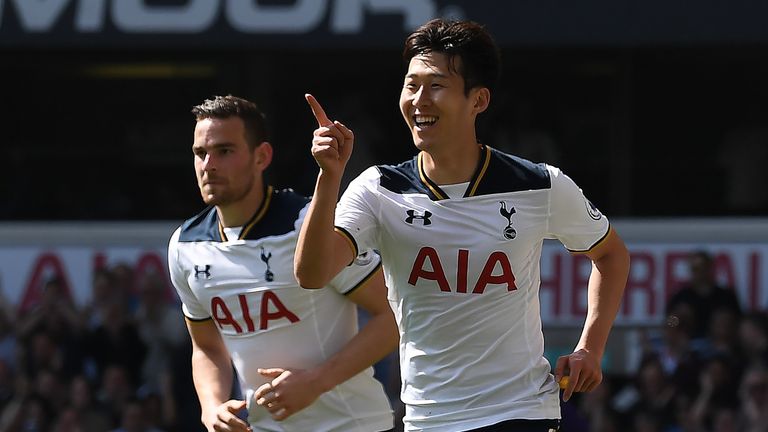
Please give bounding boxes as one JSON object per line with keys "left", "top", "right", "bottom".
{"left": 193, "top": 149, "right": 206, "bottom": 159}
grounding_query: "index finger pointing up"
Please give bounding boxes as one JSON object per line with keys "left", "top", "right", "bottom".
{"left": 305, "top": 93, "right": 333, "bottom": 127}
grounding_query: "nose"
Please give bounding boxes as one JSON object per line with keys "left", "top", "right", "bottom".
{"left": 201, "top": 153, "right": 216, "bottom": 171}
{"left": 412, "top": 85, "right": 431, "bottom": 107}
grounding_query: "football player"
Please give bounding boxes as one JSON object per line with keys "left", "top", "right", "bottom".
{"left": 295, "top": 19, "right": 630, "bottom": 432}
{"left": 169, "top": 95, "right": 397, "bottom": 432}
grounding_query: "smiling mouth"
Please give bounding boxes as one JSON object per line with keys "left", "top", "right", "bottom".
{"left": 413, "top": 115, "right": 438, "bottom": 128}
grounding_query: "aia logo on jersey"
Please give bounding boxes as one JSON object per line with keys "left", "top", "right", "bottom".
{"left": 211, "top": 291, "right": 299, "bottom": 333}
{"left": 405, "top": 209, "right": 432, "bottom": 226}
{"left": 194, "top": 264, "right": 212, "bottom": 280}
{"left": 498, "top": 201, "right": 517, "bottom": 240}
{"left": 260, "top": 247, "right": 274, "bottom": 282}
{"left": 409, "top": 247, "right": 517, "bottom": 294}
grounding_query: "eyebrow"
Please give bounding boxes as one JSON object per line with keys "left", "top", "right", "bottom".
{"left": 405, "top": 72, "right": 448, "bottom": 79}
{"left": 193, "top": 141, "right": 236, "bottom": 151}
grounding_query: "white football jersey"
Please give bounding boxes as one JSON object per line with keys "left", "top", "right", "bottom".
{"left": 335, "top": 146, "right": 609, "bottom": 432}
{"left": 169, "top": 187, "right": 393, "bottom": 432}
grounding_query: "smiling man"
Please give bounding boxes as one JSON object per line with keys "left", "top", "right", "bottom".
{"left": 295, "top": 19, "right": 630, "bottom": 432}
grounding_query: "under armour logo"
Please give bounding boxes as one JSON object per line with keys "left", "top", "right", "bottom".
{"left": 260, "top": 246, "right": 274, "bottom": 282}
{"left": 405, "top": 209, "right": 432, "bottom": 225}
{"left": 499, "top": 201, "right": 517, "bottom": 240}
{"left": 194, "top": 265, "right": 211, "bottom": 280}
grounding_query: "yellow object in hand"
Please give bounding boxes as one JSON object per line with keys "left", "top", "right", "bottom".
{"left": 558, "top": 376, "right": 569, "bottom": 389}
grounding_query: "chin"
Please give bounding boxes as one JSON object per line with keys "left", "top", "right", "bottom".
{"left": 201, "top": 194, "right": 220, "bottom": 206}
{"left": 411, "top": 133, "right": 425, "bottom": 148}
{"left": 413, "top": 137, "right": 432, "bottom": 151}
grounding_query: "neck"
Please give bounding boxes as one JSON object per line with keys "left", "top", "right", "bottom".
{"left": 216, "top": 184, "right": 265, "bottom": 228}
{"left": 421, "top": 141, "right": 481, "bottom": 185}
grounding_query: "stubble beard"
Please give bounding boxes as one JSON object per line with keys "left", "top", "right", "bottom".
{"left": 203, "top": 176, "right": 255, "bottom": 208}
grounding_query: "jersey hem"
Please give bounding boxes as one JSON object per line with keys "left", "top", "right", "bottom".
{"left": 404, "top": 412, "right": 561, "bottom": 432}
{"left": 566, "top": 222, "right": 611, "bottom": 254}
{"left": 183, "top": 315, "right": 212, "bottom": 323}
{"left": 342, "top": 261, "right": 382, "bottom": 296}
{"left": 334, "top": 225, "right": 359, "bottom": 262}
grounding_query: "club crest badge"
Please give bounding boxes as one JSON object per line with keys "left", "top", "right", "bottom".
{"left": 260, "top": 246, "right": 274, "bottom": 282}
{"left": 499, "top": 201, "right": 517, "bottom": 240}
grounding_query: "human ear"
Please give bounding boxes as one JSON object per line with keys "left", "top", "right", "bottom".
{"left": 473, "top": 87, "right": 491, "bottom": 114}
{"left": 255, "top": 141, "right": 273, "bottom": 169}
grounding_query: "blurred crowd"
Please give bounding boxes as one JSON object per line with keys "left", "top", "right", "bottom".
{"left": 563, "top": 251, "right": 768, "bottom": 432}
{"left": 0, "top": 250, "right": 765, "bottom": 432}
{"left": 0, "top": 266, "right": 199, "bottom": 432}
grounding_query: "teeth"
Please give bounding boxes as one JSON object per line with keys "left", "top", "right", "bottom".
{"left": 414, "top": 115, "right": 437, "bottom": 126}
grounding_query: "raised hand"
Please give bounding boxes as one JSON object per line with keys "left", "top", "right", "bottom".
{"left": 305, "top": 94, "right": 354, "bottom": 177}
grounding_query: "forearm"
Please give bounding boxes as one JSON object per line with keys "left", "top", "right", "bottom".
{"left": 576, "top": 250, "right": 629, "bottom": 358}
{"left": 295, "top": 170, "right": 346, "bottom": 288}
{"left": 310, "top": 311, "right": 399, "bottom": 393}
{"left": 191, "top": 346, "right": 234, "bottom": 418}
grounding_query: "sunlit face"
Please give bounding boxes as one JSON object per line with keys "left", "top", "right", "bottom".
{"left": 193, "top": 117, "right": 259, "bottom": 207}
{"left": 399, "top": 52, "right": 487, "bottom": 151}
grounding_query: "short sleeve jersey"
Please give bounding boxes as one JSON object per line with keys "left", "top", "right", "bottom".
{"left": 168, "top": 187, "right": 393, "bottom": 432}
{"left": 334, "top": 146, "right": 609, "bottom": 432}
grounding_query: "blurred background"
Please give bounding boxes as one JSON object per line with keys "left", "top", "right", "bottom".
{"left": 0, "top": 1, "right": 767, "bottom": 431}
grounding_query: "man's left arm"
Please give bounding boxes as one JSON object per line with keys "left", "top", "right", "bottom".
{"left": 254, "top": 268, "right": 397, "bottom": 420}
{"left": 555, "top": 227, "right": 629, "bottom": 401}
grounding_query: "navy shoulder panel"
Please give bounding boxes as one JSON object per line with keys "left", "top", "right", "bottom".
{"left": 473, "top": 147, "right": 551, "bottom": 195}
{"left": 241, "top": 188, "right": 309, "bottom": 240}
{"left": 377, "top": 157, "right": 428, "bottom": 195}
{"left": 177, "top": 189, "right": 309, "bottom": 242}
{"left": 178, "top": 207, "right": 219, "bottom": 242}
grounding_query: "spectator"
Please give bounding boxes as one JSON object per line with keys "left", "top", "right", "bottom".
{"left": 69, "top": 375, "right": 112, "bottom": 432}
{"left": 690, "top": 353, "right": 741, "bottom": 430}
{"left": 707, "top": 306, "right": 742, "bottom": 358}
{"left": 83, "top": 268, "right": 118, "bottom": 331}
{"left": 738, "top": 364, "right": 768, "bottom": 432}
{"left": 613, "top": 354, "right": 676, "bottom": 429}
{"left": 110, "top": 398, "right": 165, "bottom": 432}
{"left": 711, "top": 406, "right": 739, "bottom": 432}
{"left": 96, "top": 364, "right": 135, "bottom": 425}
{"left": 9, "top": 393, "right": 55, "bottom": 432}
{"left": 18, "top": 278, "right": 86, "bottom": 380}
{"left": 133, "top": 273, "right": 186, "bottom": 392}
{"left": 0, "top": 359, "right": 15, "bottom": 413}
{"left": 111, "top": 263, "right": 138, "bottom": 312}
{"left": 649, "top": 310, "right": 702, "bottom": 394}
{"left": 570, "top": 375, "right": 619, "bottom": 432}
{"left": 31, "top": 367, "right": 68, "bottom": 414}
{"left": 0, "top": 282, "right": 17, "bottom": 370}
{"left": 52, "top": 406, "right": 84, "bottom": 432}
{"left": 17, "top": 277, "right": 84, "bottom": 340}
{"left": 666, "top": 251, "right": 741, "bottom": 339}
{"left": 22, "top": 330, "right": 65, "bottom": 381}
{"left": 739, "top": 311, "right": 768, "bottom": 367}
{"left": 84, "top": 299, "right": 146, "bottom": 386}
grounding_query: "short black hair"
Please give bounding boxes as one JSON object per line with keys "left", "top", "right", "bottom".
{"left": 403, "top": 19, "right": 501, "bottom": 95}
{"left": 192, "top": 95, "right": 268, "bottom": 150}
